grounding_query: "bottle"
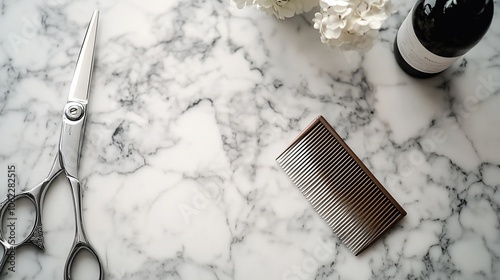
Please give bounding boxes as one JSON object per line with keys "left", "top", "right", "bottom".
{"left": 394, "top": 0, "right": 494, "bottom": 78}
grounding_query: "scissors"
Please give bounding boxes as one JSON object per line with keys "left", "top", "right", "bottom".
{"left": 0, "top": 11, "right": 103, "bottom": 279}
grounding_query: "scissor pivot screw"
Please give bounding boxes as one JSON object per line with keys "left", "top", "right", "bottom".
{"left": 65, "top": 103, "right": 84, "bottom": 121}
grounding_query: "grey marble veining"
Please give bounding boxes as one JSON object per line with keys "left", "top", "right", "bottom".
{"left": 0, "top": 0, "right": 499, "bottom": 279}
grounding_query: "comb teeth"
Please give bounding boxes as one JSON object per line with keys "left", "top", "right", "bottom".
{"left": 277, "top": 116, "right": 406, "bottom": 256}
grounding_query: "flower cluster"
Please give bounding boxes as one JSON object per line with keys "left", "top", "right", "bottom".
{"left": 233, "top": 0, "right": 395, "bottom": 51}
{"left": 313, "top": 0, "right": 396, "bottom": 50}
{"left": 234, "top": 0, "right": 319, "bottom": 19}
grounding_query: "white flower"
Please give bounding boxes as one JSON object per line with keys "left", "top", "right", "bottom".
{"left": 313, "top": 0, "right": 396, "bottom": 51}
{"left": 234, "top": 0, "right": 319, "bottom": 19}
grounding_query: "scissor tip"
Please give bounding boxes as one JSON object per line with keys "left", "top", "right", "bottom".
{"left": 67, "top": 9, "right": 99, "bottom": 102}
{"left": 92, "top": 10, "right": 99, "bottom": 20}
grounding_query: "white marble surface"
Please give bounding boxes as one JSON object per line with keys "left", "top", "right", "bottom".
{"left": 0, "top": 0, "right": 499, "bottom": 279}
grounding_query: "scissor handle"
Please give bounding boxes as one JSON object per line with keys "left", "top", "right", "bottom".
{"left": 64, "top": 239, "right": 104, "bottom": 280}
{"left": 0, "top": 156, "right": 62, "bottom": 274}
{"left": 0, "top": 240, "right": 15, "bottom": 276}
{"left": 63, "top": 176, "right": 103, "bottom": 279}
{"left": 0, "top": 184, "right": 46, "bottom": 273}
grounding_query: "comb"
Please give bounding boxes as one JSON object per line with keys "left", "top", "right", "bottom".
{"left": 276, "top": 116, "right": 406, "bottom": 255}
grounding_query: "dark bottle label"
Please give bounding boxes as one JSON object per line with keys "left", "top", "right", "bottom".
{"left": 396, "top": 7, "right": 461, "bottom": 74}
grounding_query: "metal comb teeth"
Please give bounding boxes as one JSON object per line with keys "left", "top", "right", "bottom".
{"left": 276, "top": 116, "right": 406, "bottom": 256}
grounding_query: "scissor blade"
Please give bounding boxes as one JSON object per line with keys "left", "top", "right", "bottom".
{"left": 67, "top": 10, "right": 99, "bottom": 102}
